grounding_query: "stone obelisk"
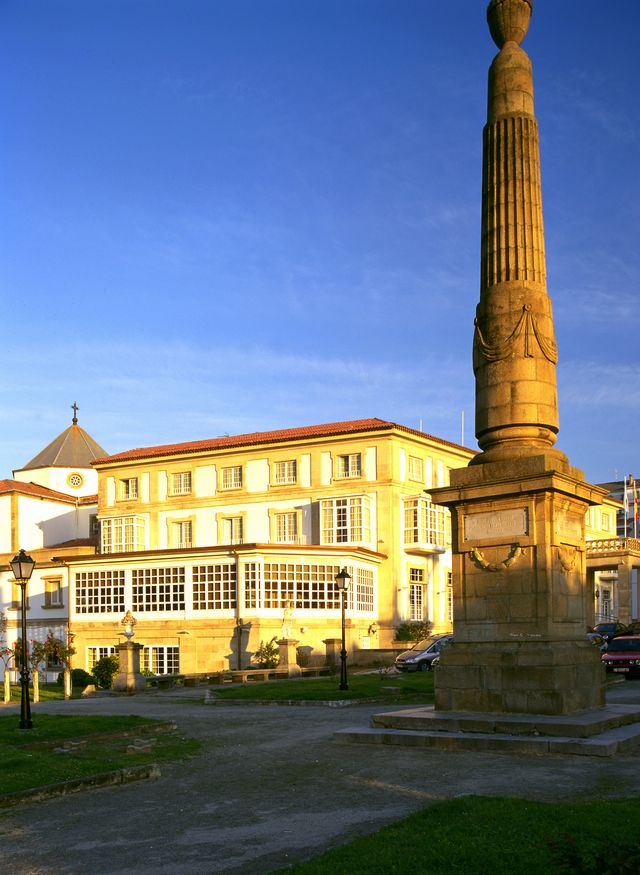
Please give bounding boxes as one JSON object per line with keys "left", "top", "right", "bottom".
{"left": 430, "top": 0, "right": 605, "bottom": 715}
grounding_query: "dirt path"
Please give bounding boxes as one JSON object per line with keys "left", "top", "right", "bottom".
{"left": 1, "top": 683, "right": 639, "bottom": 875}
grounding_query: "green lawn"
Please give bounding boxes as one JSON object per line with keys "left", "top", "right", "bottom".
{"left": 276, "top": 795, "right": 640, "bottom": 874}
{"left": 210, "top": 670, "right": 435, "bottom": 703}
{"left": 0, "top": 714, "right": 200, "bottom": 798}
{"left": 7, "top": 683, "right": 83, "bottom": 702}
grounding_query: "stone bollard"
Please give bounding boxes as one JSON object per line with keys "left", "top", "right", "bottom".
{"left": 32, "top": 671, "right": 40, "bottom": 703}
{"left": 4, "top": 669, "right": 10, "bottom": 704}
{"left": 64, "top": 668, "right": 72, "bottom": 700}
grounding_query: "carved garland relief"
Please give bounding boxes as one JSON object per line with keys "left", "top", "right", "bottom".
{"left": 473, "top": 304, "right": 558, "bottom": 368}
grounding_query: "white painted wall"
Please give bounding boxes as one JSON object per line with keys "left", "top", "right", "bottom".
{"left": 364, "top": 447, "right": 377, "bottom": 481}
{"left": 0, "top": 495, "right": 11, "bottom": 553}
{"left": 13, "top": 466, "right": 99, "bottom": 497}
{"left": 246, "top": 459, "right": 269, "bottom": 493}
{"left": 299, "top": 454, "right": 311, "bottom": 488}
{"left": 194, "top": 465, "right": 216, "bottom": 497}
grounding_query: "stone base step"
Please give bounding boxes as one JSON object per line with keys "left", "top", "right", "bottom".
{"left": 371, "top": 703, "right": 640, "bottom": 739}
{"left": 335, "top": 720, "right": 640, "bottom": 757}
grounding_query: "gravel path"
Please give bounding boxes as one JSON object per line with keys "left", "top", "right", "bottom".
{"left": 1, "top": 682, "right": 639, "bottom": 875}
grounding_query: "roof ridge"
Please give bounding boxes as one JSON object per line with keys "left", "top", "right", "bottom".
{"left": 93, "top": 417, "right": 473, "bottom": 465}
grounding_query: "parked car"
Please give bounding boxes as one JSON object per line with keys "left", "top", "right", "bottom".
{"left": 625, "top": 621, "right": 640, "bottom": 636}
{"left": 593, "top": 622, "right": 629, "bottom": 642}
{"left": 395, "top": 634, "right": 453, "bottom": 672}
{"left": 601, "top": 636, "right": 640, "bottom": 679}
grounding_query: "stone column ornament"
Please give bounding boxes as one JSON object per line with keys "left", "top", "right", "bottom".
{"left": 429, "top": 1, "right": 606, "bottom": 716}
{"left": 473, "top": 0, "right": 562, "bottom": 464}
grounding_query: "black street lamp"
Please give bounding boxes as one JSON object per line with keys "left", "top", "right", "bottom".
{"left": 10, "top": 549, "right": 36, "bottom": 729}
{"left": 335, "top": 568, "right": 351, "bottom": 691}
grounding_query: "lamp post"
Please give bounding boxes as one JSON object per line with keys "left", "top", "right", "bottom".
{"left": 335, "top": 568, "right": 351, "bottom": 691}
{"left": 10, "top": 549, "right": 36, "bottom": 729}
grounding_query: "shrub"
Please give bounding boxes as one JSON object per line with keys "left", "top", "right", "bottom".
{"left": 394, "top": 621, "right": 433, "bottom": 642}
{"left": 92, "top": 655, "right": 119, "bottom": 689}
{"left": 253, "top": 637, "right": 280, "bottom": 668}
{"left": 56, "top": 667, "right": 94, "bottom": 687}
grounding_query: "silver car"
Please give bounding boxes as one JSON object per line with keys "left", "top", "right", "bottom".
{"left": 394, "top": 634, "right": 453, "bottom": 672}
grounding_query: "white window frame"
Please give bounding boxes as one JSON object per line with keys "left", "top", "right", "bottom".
{"left": 44, "top": 577, "right": 64, "bottom": 608}
{"left": 101, "top": 516, "right": 146, "bottom": 553}
{"left": 408, "top": 456, "right": 424, "bottom": 482}
{"left": 335, "top": 453, "right": 362, "bottom": 479}
{"left": 141, "top": 646, "right": 180, "bottom": 675}
{"left": 171, "top": 471, "right": 192, "bottom": 495}
{"left": 172, "top": 520, "right": 193, "bottom": 549}
{"left": 221, "top": 466, "right": 242, "bottom": 490}
{"left": 274, "top": 459, "right": 297, "bottom": 485}
{"left": 119, "top": 477, "right": 138, "bottom": 500}
{"left": 320, "top": 496, "right": 371, "bottom": 544}
{"left": 86, "top": 645, "right": 116, "bottom": 672}
{"left": 403, "top": 497, "right": 446, "bottom": 547}
{"left": 275, "top": 511, "right": 298, "bottom": 543}
{"left": 222, "top": 516, "right": 244, "bottom": 545}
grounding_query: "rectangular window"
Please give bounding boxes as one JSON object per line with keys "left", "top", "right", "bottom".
{"left": 221, "top": 466, "right": 242, "bottom": 490}
{"left": 408, "top": 456, "right": 424, "bottom": 482}
{"left": 171, "top": 472, "right": 192, "bottom": 495}
{"left": 141, "top": 646, "right": 180, "bottom": 675}
{"left": 263, "top": 562, "right": 342, "bottom": 610}
{"left": 403, "top": 498, "right": 446, "bottom": 547}
{"left": 75, "top": 570, "right": 126, "bottom": 614}
{"left": 335, "top": 453, "right": 362, "bottom": 479}
{"left": 132, "top": 567, "right": 185, "bottom": 612}
{"left": 353, "top": 568, "right": 375, "bottom": 612}
{"left": 320, "top": 496, "right": 371, "bottom": 544}
{"left": 172, "top": 520, "right": 193, "bottom": 549}
{"left": 86, "top": 645, "right": 116, "bottom": 672}
{"left": 409, "top": 569, "right": 425, "bottom": 621}
{"left": 193, "top": 564, "right": 237, "bottom": 610}
{"left": 101, "top": 516, "right": 146, "bottom": 553}
{"left": 244, "top": 563, "right": 258, "bottom": 610}
{"left": 44, "top": 578, "right": 64, "bottom": 608}
{"left": 222, "top": 517, "right": 244, "bottom": 545}
{"left": 89, "top": 514, "right": 100, "bottom": 539}
{"left": 275, "top": 512, "right": 297, "bottom": 543}
{"left": 274, "top": 460, "right": 297, "bottom": 484}
{"left": 119, "top": 477, "right": 138, "bottom": 500}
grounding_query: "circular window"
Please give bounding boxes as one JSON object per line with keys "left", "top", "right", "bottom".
{"left": 67, "top": 472, "right": 84, "bottom": 489}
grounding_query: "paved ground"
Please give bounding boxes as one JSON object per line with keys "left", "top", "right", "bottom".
{"left": 1, "top": 681, "right": 640, "bottom": 875}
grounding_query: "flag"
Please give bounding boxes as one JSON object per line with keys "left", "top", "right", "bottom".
{"left": 624, "top": 476, "right": 630, "bottom": 515}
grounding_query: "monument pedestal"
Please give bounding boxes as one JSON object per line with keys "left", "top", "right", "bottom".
{"left": 431, "top": 454, "right": 606, "bottom": 716}
{"left": 277, "top": 639, "right": 301, "bottom": 677}
{"left": 113, "top": 641, "right": 146, "bottom": 693}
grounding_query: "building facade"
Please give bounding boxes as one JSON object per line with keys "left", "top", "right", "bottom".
{"left": 62, "top": 418, "right": 473, "bottom": 675}
{"left": 2, "top": 415, "right": 636, "bottom": 680}
{"left": 0, "top": 413, "right": 106, "bottom": 680}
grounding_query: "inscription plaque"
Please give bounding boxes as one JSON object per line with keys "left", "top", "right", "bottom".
{"left": 464, "top": 508, "right": 528, "bottom": 541}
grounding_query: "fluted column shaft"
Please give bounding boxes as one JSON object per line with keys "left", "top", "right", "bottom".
{"left": 472, "top": 33, "right": 563, "bottom": 463}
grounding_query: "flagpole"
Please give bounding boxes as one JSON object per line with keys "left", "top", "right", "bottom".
{"left": 624, "top": 475, "right": 629, "bottom": 538}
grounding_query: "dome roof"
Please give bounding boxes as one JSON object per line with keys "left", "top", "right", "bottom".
{"left": 18, "top": 422, "right": 108, "bottom": 471}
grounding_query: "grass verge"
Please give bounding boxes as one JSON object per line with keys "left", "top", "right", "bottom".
{"left": 275, "top": 795, "right": 640, "bottom": 874}
{"left": 7, "top": 683, "right": 85, "bottom": 701}
{"left": 0, "top": 714, "right": 200, "bottom": 797}
{"left": 210, "top": 670, "right": 434, "bottom": 704}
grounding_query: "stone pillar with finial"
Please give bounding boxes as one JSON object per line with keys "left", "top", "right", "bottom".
{"left": 430, "top": 0, "right": 606, "bottom": 716}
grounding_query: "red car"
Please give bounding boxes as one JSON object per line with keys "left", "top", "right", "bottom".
{"left": 602, "top": 636, "right": 640, "bottom": 679}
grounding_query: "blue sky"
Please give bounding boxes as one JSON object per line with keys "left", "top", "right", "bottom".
{"left": 1, "top": 0, "right": 638, "bottom": 484}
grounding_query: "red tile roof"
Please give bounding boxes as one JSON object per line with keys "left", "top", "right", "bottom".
{"left": 0, "top": 480, "right": 78, "bottom": 503}
{"left": 93, "top": 418, "right": 473, "bottom": 464}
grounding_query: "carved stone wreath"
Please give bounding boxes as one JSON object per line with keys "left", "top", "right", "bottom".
{"left": 469, "top": 543, "right": 524, "bottom": 572}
